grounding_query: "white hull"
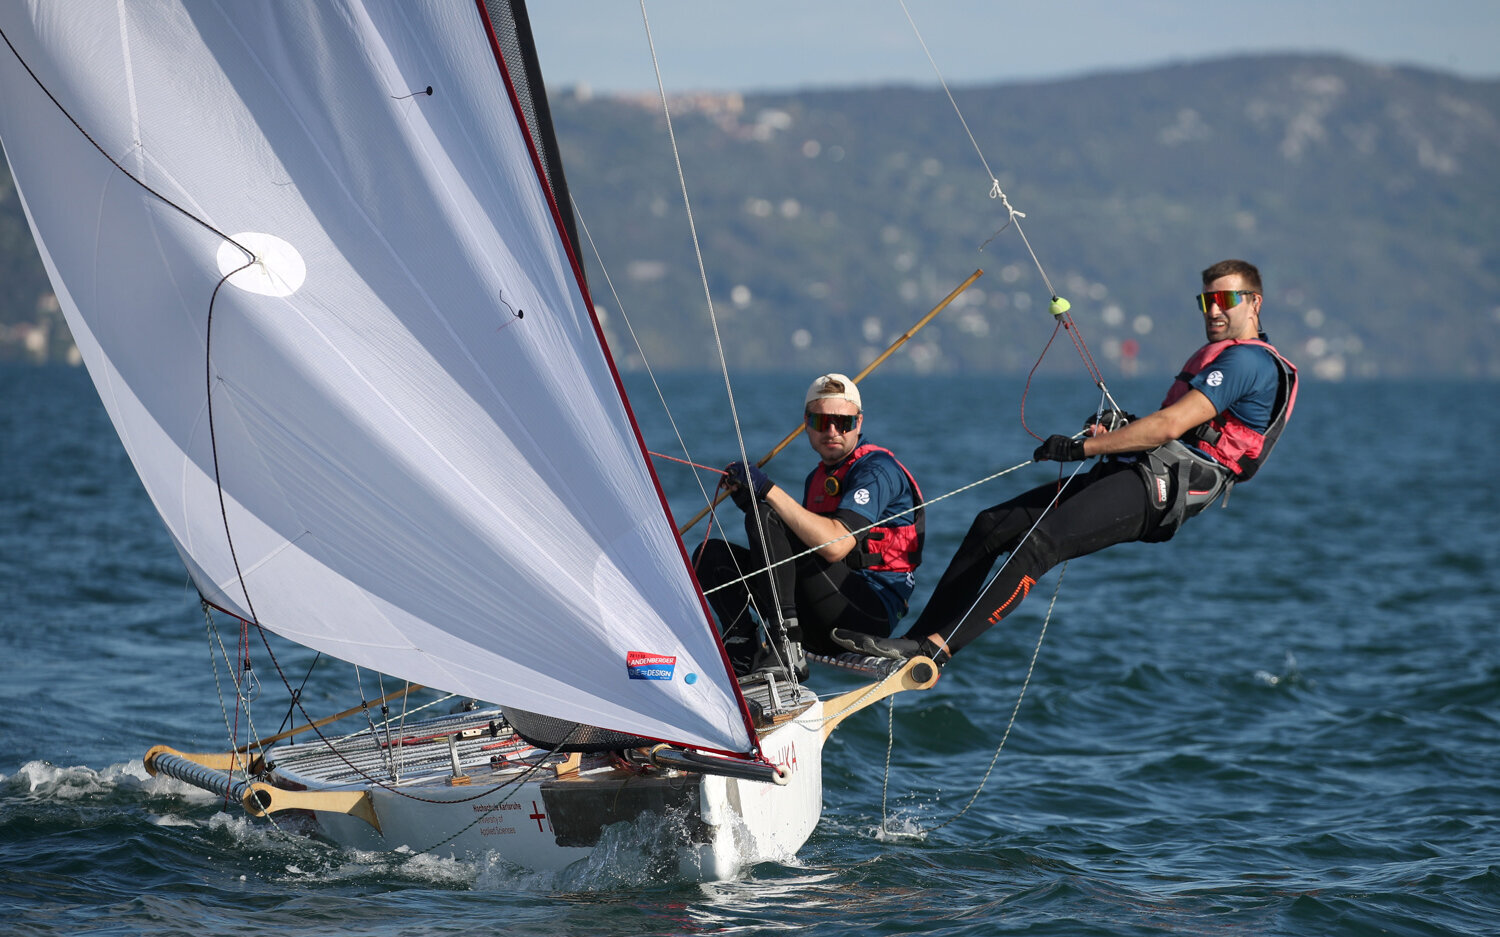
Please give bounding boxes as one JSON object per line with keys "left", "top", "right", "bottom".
{"left": 263, "top": 693, "right": 824, "bottom": 880}
{"left": 143, "top": 657, "right": 933, "bottom": 881}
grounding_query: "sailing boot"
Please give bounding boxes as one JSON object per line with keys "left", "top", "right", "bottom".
{"left": 750, "top": 618, "right": 809, "bottom": 682}
{"left": 830, "top": 629, "right": 951, "bottom": 668}
{"left": 721, "top": 614, "right": 763, "bottom": 676}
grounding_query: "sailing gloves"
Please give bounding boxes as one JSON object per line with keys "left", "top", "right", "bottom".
{"left": 1083, "top": 408, "right": 1137, "bottom": 432}
{"left": 723, "top": 461, "right": 773, "bottom": 507}
{"left": 1033, "top": 435, "right": 1088, "bottom": 463}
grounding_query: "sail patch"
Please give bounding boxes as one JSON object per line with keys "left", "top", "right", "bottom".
{"left": 216, "top": 232, "right": 307, "bottom": 297}
{"left": 626, "top": 651, "right": 677, "bottom": 681}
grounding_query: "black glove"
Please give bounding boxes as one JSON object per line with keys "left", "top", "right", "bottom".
{"left": 723, "top": 461, "right": 774, "bottom": 502}
{"left": 725, "top": 482, "right": 752, "bottom": 511}
{"left": 1033, "top": 435, "right": 1087, "bottom": 463}
{"left": 1082, "top": 408, "right": 1137, "bottom": 432}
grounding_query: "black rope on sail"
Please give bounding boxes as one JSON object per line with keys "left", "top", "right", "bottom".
{"left": 0, "top": 21, "right": 265, "bottom": 635}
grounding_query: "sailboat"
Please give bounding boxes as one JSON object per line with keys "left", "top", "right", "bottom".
{"left": 0, "top": 1, "right": 936, "bottom": 877}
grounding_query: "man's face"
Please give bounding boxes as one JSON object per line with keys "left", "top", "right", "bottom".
{"left": 1200, "top": 273, "right": 1261, "bottom": 343}
{"left": 805, "top": 398, "right": 863, "bottom": 465}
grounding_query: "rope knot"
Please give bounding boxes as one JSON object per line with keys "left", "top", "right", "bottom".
{"left": 988, "top": 179, "right": 1026, "bottom": 221}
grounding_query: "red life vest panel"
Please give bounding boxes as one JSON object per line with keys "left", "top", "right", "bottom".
{"left": 803, "top": 443, "right": 925, "bottom": 572}
{"left": 1160, "top": 337, "right": 1298, "bottom": 480}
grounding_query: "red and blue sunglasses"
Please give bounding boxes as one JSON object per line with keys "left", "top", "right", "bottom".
{"left": 1195, "top": 290, "right": 1258, "bottom": 315}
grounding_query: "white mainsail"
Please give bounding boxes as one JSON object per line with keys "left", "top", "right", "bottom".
{"left": 0, "top": 2, "right": 753, "bottom": 754}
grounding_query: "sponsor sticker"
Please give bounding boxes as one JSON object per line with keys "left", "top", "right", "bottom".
{"left": 627, "top": 650, "right": 677, "bottom": 681}
{"left": 1206, "top": 369, "right": 1224, "bottom": 387}
{"left": 853, "top": 487, "right": 871, "bottom": 505}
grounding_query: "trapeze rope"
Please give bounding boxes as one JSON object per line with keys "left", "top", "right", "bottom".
{"left": 897, "top": 0, "right": 1055, "bottom": 300}
{"left": 897, "top": 1, "right": 1125, "bottom": 421}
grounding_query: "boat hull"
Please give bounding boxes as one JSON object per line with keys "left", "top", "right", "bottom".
{"left": 269, "top": 699, "right": 824, "bottom": 880}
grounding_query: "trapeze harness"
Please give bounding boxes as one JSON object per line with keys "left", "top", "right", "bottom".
{"left": 804, "top": 443, "right": 925, "bottom": 572}
{"left": 1137, "top": 336, "right": 1299, "bottom": 542}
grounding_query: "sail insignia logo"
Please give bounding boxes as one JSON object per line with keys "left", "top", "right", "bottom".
{"left": 627, "top": 651, "right": 677, "bottom": 681}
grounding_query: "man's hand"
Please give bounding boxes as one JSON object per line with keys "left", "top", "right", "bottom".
{"left": 724, "top": 461, "right": 774, "bottom": 502}
{"left": 1082, "top": 408, "right": 1137, "bottom": 434}
{"left": 1033, "top": 435, "right": 1087, "bottom": 463}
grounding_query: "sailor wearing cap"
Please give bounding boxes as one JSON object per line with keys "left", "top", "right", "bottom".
{"left": 693, "top": 374, "right": 924, "bottom": 683}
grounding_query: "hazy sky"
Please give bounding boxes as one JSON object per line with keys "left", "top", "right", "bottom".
{"left": 527, "top": 1, "right": 1498, "bottom": 94}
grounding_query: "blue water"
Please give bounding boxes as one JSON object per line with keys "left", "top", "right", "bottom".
{"left": 3, "top": 362, "right": 1499, "bottom": 935}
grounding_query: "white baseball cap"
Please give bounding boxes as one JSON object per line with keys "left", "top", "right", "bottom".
{"left": 804, "top": 373, "right": 861, "bottom": 410}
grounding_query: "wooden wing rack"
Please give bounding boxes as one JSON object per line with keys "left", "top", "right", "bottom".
{"left": 815, "top": 655, "right": 941, "bottom": 741}
{"left": 144, "top": 745, "right": 382, "bottom": 832}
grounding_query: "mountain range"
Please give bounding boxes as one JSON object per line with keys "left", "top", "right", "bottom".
{"left": 4, "top": 53, "right": 1496, "bottom": 378}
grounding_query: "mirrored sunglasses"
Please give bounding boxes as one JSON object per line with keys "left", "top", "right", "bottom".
{"left": 1195, "top": 290, "right": 1258, "bottom": 315}
{"left": 805, "top": 411, "right": 859, "bottom": 433}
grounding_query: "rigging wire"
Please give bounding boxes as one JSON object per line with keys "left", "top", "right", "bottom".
{"left": 924, "top": 563, "right": 1063, "bottom": 833}
{"left": 637, "top": 0, "right": 800, "bottom": 689}
{"left": 271, "top": 653, "right": 322, "bottom": 740}
{"left": 896, "top": 0, "right": 1055, "bottom": 301}
{"left": 574, "top": 196, "right": 777, "bottom": 680}
{"left": 573, "top": 206, "right": 729, "bottom": 524}
{"left": 897, "top": 0, "right": 1124, "bottom": 424}
{"left": 700, "top": 453, "right": 1042, "bottom": 596}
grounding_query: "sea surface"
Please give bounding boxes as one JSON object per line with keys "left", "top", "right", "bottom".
{"left": 3, "top": 362, "right": 1498, "bottom": 936}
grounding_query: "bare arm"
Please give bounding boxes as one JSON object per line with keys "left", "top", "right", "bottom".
{"left": 1081, "top": 389, "right": 1219, "bottom": 457}
{"left": 759, "top": 485, "right": 858, "bottom": 561}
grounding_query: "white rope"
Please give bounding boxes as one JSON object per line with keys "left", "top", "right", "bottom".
{"left": 785, "top": 663, "right": 908, "bottom": 734}
{"left": 573, "top": 204, "right": 724, "bottom": 532}
{"left": 881, "top": 696, "right": 896, "bottom": 826}
{"left": 204, "top": 604, "right": 248, "bottom": 773}
{"left": 572, "top": 203, "right": 774, "bottom": 638}
{"left": 329, "top": 691, "right": 459, "bottom": 742}
{"left": 638, "top": 1, "right": 798, "bottom": 688}
{"left": 897, "top": 0, "right": 1058, "bottom": 299}
{"left": 930, "top": 439, "right": 1094, "bottom": 654}
{"left": 702, "top": 454, "right": 1038, "bottom": 597}
{"left": 201, "top": 604, "right": 286, "bottom": 832}
{"left": 926, "top": 560, "right": 1064, "bottom": 833}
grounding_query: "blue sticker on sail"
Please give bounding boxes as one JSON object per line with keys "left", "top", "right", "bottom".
{"left": 626, "top": 651, "right": 676, "bottom": 681}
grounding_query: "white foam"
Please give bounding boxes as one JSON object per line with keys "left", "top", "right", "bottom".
{"left": 9, "top": 759, "right": 153, "bottom": 800}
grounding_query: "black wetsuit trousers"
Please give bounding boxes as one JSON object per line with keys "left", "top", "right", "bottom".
{"left": 906, "top": 460, "right": 1164, "bottom": 654}
{"left": 692, "top": 500, "right": 892, "bottom": 658}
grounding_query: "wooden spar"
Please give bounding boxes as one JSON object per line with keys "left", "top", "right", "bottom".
{"left": 233, "top": 683, "right": 425, "bottom": 753}
{"left": 817, "top": 656, "right": 941, "bottom": 743}
{"left": 240, "top": 781, "right": 382, "bottom": 832}
{"left": 677, "top": 269, "right": 983, "bottom": 534}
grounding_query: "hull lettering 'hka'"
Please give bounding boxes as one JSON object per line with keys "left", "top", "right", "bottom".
{"left": 0, "top": 0, "right": 936, "bottom": 878}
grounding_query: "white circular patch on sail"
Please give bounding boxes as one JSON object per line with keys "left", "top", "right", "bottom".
{"left": 216, "top": 232, "right": 307, "bottom": 297}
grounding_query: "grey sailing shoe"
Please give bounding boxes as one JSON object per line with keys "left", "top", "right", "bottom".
{"left": 749, "top": 619, "right": 809, "bottom": 682}
{"left": 830, "top": 629, "right": 950, "bottom": 667}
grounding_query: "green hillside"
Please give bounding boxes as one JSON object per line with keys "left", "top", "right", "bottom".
{"left": 4, "top": 54, "right": 1497, "bottom": 377}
